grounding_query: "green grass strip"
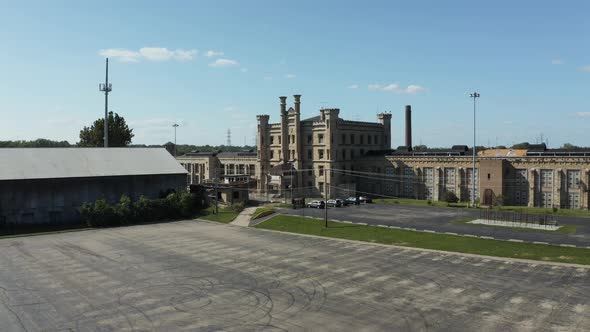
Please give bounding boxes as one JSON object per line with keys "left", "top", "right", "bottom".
{"left": 255, "top": 215, "right": 590, "bottom": 265}
{"left": 195, "top": 206, "right": 240, "bottom": 224}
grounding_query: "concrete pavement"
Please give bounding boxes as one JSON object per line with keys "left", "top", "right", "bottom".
{"left": 230, "top": 206, "right": 257, "bottom": 227}
{"left": 0, "top": 221, "right": 588, "bottom": 331}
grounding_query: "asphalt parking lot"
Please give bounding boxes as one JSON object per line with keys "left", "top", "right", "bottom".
{"left": 279, "top": 203, "right": 590, "bottom": 247}
{"left": 0, "top": 221, "right": 588, "bottom": 331}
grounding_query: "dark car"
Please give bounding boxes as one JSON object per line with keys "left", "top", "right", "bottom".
{"left": 346, "top": 197, "right": 360, "bottom": 205}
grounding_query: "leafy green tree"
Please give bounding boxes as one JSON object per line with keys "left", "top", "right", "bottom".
{"left": 561, "top": 143, "right": 578, "bottom": 150}
{"left": 511, "top": 142, "right": 530, "bottom": 149}
{"left": 78, "top": 112, "right": 134, "bottom": 147}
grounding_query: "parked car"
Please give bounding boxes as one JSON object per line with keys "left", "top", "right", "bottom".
{"left": 340, "top": 198, "right": 353, "bottom": 206}
{"left": 346, "top": 197, "right": 360, "bottom": 205}
{"left": 326, "top": 199, "right": 342, "bottom": 207}
{"left": 359, "top": 196, "right": 373, "bottom": 204}
{"left": 306, "top": 200, "right": 325, "bottom": 209}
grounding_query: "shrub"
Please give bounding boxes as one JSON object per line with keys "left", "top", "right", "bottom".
{"left": 426, "top": 200, "right": 432, "bottom": 205}
{"left": 80, "top": 192, "right": 204, "bottom": 228}
{"left": 442, "top": 191, "right": 458, "bottom": 204}
{"left": 253, "top": 210, "right": 275, "bottom": 220}
{"left": 82, "top": 199, "right": 118, "bottom": 227}
{"left": 552, "top": 207, "right": 558, "bottom": 213}
{"left": 231, "top": 201, "right": 246, "bottom": 213}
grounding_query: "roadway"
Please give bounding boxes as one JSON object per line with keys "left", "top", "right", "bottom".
{"left": 0, "top": 220, "right": 588, "bottom": 331}
{"left": 278, "top": 203, "right": 590, "bottom": 247}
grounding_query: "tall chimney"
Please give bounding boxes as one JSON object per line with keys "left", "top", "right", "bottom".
{"left": 405, "top": 105, "right": 412, "bottom": 149}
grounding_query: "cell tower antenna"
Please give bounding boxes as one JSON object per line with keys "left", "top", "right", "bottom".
{"left": 227, "top": 128, "right": 232, "bottom": 147}
{"left": 98, "top": 58, "right": 112, "bottom": 148}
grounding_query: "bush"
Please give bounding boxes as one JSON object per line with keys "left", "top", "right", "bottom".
{"left": 81, "top": 198, "right": 119, "bottom": 227}
{"left": 442, "top": 191, "right": 459, "bottom": 204}
{"left": 426, "top": 200, "right": 432, "bottom": 205}
{"left": 80, "top": 192, "right": 204, "bottom": 228}
{"left": 252, "top": 209, "right": 275, "bottom": 220}
{"left": 231, "top": 201, "right": 246, "bottom": 213}
{"left": 552, "top": 207, "right": 558, "bottom": 213}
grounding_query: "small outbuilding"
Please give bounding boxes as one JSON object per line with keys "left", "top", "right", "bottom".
{"left": 0, "top": 148, "right": 188, "bottom": 225}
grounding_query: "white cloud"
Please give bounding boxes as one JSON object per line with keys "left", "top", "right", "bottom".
{"left": 139, "top": 47, "right": 174, "bottom": 61}
{"left": 99, "top": 47, "right": 197, "bottom": 62}
{"left": 209, "top": 58, "right": 239, "bottom": 67}
{"left": 551, "top": 58, "right": 563, "bottom": 65}
{"left": 575, "top": 112, "right": 590, "bottom": 118}
{"left": 173, "top": 49, "right": 198, "bottom": 61}
{"left": 205, "top": 50, "right": 224, "bottom": 57}
{"left": 285, "top": 74, "right": 296, "bottom": 79}
{"left": 404, "top": 85, "right": 426, "bottom": 94}
{"left": 348, "top": 84, "right": 358, "bottom": 89}
{"left": 580, "top": 65, "right": 590, "bottom": 72}
{"left": 240, "top": 68, "right": 248, "bottom": 72}
{"left": 368, "top": 83, "right": 425, "bottom": 94}
{"left": 99, "top": 49, "right": 141, "bottom": 62}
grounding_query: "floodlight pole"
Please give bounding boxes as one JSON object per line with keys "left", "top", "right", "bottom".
{"left": 173, "top": 123, "right": 179, "bottom": 157}
{"left": 99, "top": 58, "right": 112, "bottom": 148}
{"left": 470, "top": 91, "right": 480, "bottom": 208}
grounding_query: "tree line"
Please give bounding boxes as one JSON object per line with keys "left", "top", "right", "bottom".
{"left": 1, "top": 112, "right": 586, "bottom": 151}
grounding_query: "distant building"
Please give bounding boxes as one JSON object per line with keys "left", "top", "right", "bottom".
{"left": 0, "top": 148, "right": 187, "bottom": 225}
{"left": 178, "top": 95, "right": 590, "bottom": 210}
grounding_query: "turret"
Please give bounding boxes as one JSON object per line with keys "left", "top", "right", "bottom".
{"left": 378, "top": 112, "right": 392, "bottom": 149}
{"left": 280, "top": 96, "right": 289, "bottom": 162}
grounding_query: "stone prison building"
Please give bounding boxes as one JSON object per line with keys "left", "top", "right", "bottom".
{"left": 178, "top": 95, "right": 590, "bottom": 210}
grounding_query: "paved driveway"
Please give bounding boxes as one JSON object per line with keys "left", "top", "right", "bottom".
{"left": 0, "top": 221, "right": 588, "bottom": 331}
{"left": 279, "top": 204, "right": 590, "bottom": 246}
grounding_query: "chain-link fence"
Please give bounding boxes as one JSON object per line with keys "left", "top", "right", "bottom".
{"left": 479, "top": 209, "right": 558, "bottom": 226}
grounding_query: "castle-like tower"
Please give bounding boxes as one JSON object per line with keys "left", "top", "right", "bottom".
{"left": 256, "top": 95, "right": 393, "bottom": 198}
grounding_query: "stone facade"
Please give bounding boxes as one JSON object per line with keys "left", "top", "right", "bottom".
{"left": 177, "top": 95, "right": 590, "bottom": 210}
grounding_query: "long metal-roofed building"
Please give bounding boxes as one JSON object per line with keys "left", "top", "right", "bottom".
{"left": 0, "top": 148, "right": 188, "bottom": 225}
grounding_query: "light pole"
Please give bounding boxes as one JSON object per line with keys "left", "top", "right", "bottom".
{"left": 172, "top": 123, "right": 179, "bottom": 157}
{"left": 470, "top": 91, "right": 480, "bottom": 208}
{"left": 99, "top": 58, "right": 112, "bottom": 148}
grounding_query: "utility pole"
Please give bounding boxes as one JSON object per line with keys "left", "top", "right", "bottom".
{"left": 172, "top": 123, "right": 179, "bottom": 157}
{"left": 214, "top": 168, "right": 219, "bottom": 215}
{"left": 324, "top": 181, "right": 328, "bottom": 228}
{"left": 99, "top": 58, "right": 112, "bottom": 148}
{"left": 470, "top": 91, "right": 480, "bottom": 208}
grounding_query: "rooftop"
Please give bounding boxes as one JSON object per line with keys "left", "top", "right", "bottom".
{"left": 0, "top": 148, "right": 187, "bottom": 181}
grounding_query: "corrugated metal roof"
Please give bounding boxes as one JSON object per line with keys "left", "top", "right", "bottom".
{"left": 0, "top": 148, "right": 188, "bottom": 181}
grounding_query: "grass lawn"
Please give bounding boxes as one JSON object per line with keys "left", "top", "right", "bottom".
{"left": 195, "top": 206, "right": 240, "bottom": 224}
{"left": 256, "top": 215, "right": 590, "bottom": 265}
{"left": 451, "top": 218, "right": 578, "bottom": 234}
{"left": 251, "top": 207, "right": 275, "bottom": 220}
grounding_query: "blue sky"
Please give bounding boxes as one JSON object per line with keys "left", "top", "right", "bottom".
{"left": 1, "top": 0, "right": 589, "bottom": 147}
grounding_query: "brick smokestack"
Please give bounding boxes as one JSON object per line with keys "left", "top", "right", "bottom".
{"left": 405, "top": 105, "right": 412, "bottom": 149}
